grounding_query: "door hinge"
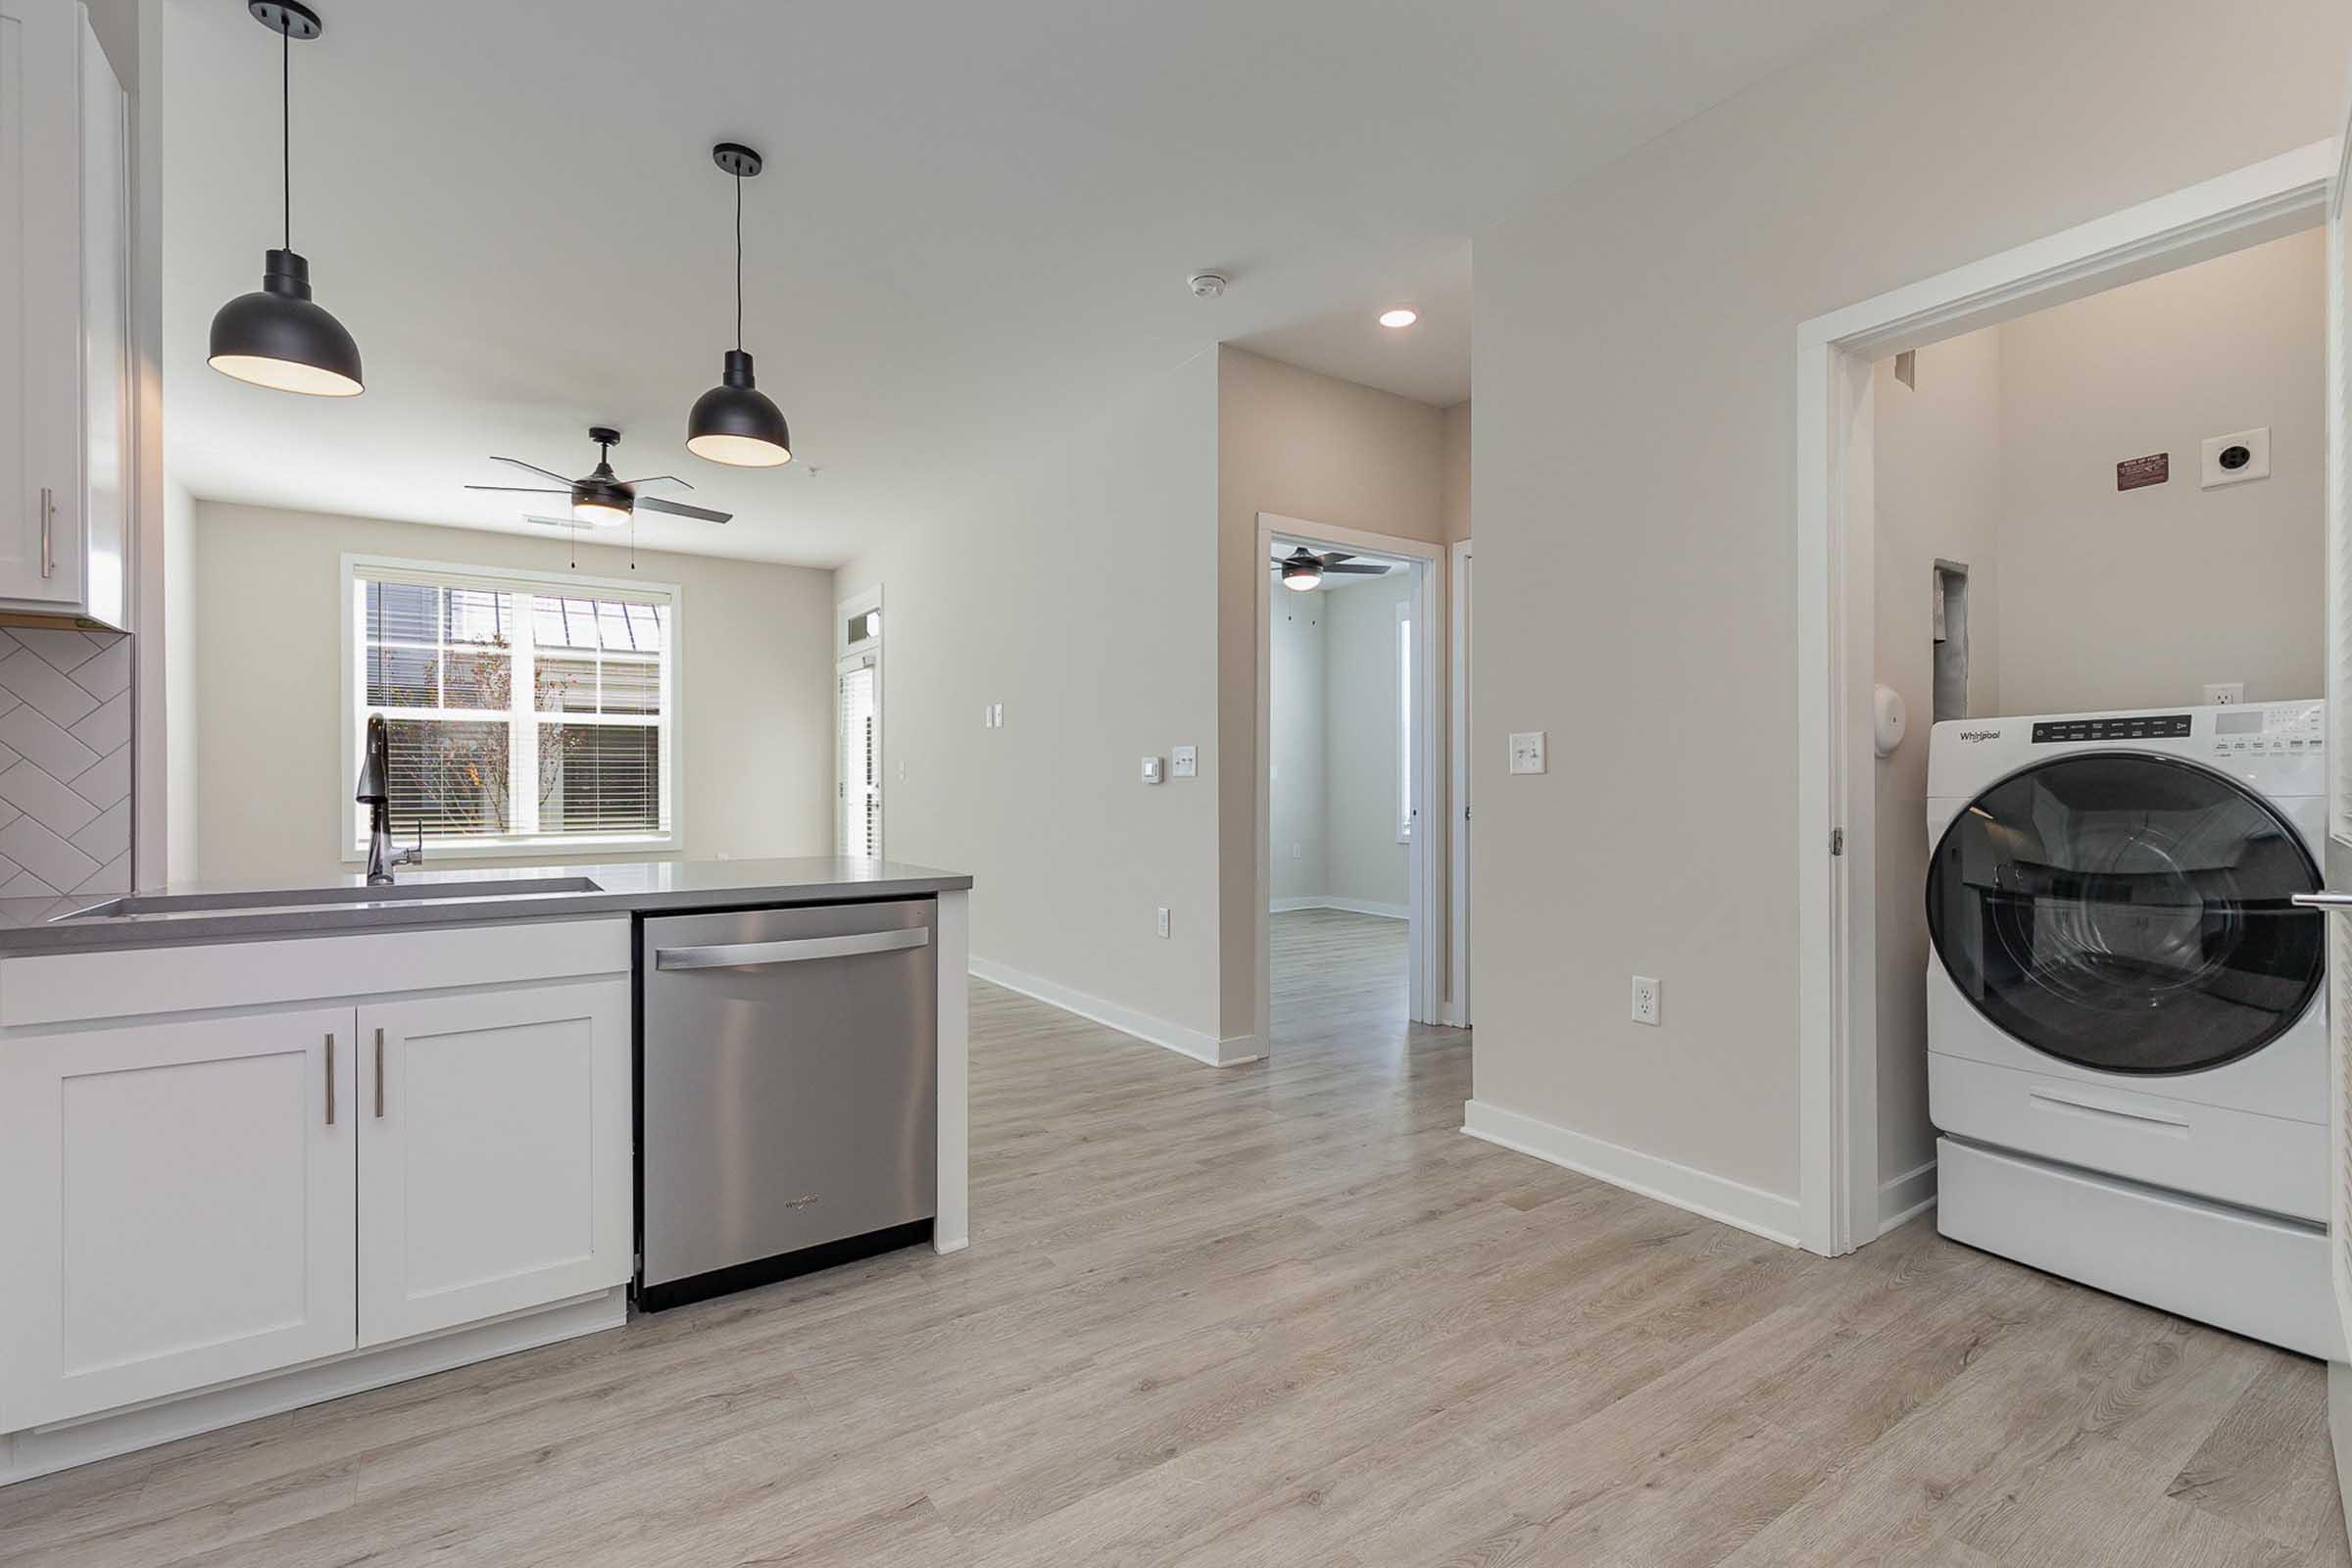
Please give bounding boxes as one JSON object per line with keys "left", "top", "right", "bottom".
{"left": 1830, "top": 828, "right": 1845, "bottom": 857}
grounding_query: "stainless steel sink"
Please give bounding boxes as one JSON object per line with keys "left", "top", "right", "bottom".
{"left": 54, "top": 877, "right": 605, "bottom": 923}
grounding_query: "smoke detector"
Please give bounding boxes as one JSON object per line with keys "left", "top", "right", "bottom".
{"left": 1187, "top": 271, "right": 1228, "bottom": 299}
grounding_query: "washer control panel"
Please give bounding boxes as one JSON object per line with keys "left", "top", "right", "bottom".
{"left": 2211, "top": 700, "right": 2325, "bottom": 757}
{"left": 2032, "top": 713, "right": 2190, "bottom": 743}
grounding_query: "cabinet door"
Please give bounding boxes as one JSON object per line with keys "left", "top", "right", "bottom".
{"left": 0, "top": 0, "right": 84, "bottom": 607}
{"left": 358, "top": 979, "right": 631, "bottom": 1346}
{"left": 0, "top": 1008, "right": 358, "bottom": 1428}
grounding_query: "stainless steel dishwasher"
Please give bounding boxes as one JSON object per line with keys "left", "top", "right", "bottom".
{"left": 637, "top": 900, "right": 937, "bottom": 1310}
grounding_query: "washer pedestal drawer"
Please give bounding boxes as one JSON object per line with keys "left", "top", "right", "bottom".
{"left": 1929, "top": 1050, "right": 2324, "bottom": 1223}
{"left": 1936, "top": 1137, "right": 2339, "bottom": 1359}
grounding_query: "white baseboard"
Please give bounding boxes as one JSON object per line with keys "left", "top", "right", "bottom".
{"left": 1268, "top": 897, "right": 1408, "bottom": 920}
{"left": 1460, "top": 1099, "right": 1804, "bottom": 1249}
{"left": 0, "top": 1288, "right": 625, "bottom": 1487}
{"left": 2329, "top": 1364, "right": 2352, "bottom": 1546}
{"left": 1878, "top": 1158, "right": 1938, "bottom": 1237}
{"left": 969, "top": 956, "right": 1261, "bottom": 1067}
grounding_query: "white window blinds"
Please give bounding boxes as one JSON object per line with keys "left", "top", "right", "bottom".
{"left": 349, "top": 563, "right": 676, "bottom": 851}
{"left": 837, "top": 657, "right": 880, "bottom": 858}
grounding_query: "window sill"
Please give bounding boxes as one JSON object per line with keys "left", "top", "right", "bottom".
{"left": 341, "top": 832, "right": 681, "bottom": 864}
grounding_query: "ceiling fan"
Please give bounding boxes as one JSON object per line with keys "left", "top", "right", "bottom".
{"left": 1272, "top": 546, "right": 1389, "bottom": 592}
{"left": 466, "top": 426, "right": 732, "bottom": 529}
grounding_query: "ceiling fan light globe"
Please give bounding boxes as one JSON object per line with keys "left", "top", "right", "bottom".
{"left": 572, "top": 499, "right": 630, "bottom": 526}
{"left": 1281, "top": 563, "right": 1321, "bottom": 591}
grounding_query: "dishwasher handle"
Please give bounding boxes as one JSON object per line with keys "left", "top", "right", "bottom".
{"left": 653, "top": 926, "right": 931, "bottom": 971}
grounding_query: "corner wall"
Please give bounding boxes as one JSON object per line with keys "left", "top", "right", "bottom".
{"left": 1471, "top": 0, "right": 2351, "bottom": 1212}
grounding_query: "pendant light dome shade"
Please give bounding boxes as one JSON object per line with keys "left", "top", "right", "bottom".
{"left": 687, "top": 349, "right": 791, "bottom": 466}
{"left": 208, "top": 248, "right": 363, "bottom": 396}
{"left": 687, "top": 143, "right": 792, "bottom": 467}
{"left": 209, "top": 1, "right": 362, "bottom": 397}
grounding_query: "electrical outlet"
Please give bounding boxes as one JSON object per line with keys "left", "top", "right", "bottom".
{"left": 1631, "top": 975, "right": 1661, "bottom": 1027}
{"left": 2203, "top": 683, "right": 2244, "bottom": 706}
{"left": 1155, "top": 906, "right": 1171, "bottom": 939}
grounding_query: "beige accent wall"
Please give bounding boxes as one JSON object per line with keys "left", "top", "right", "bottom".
{"left": 1871, "top": 329, "right": 2004, "bottom": 1195}
{"left": 1994, "top": 227, "right": 2325, "bottom": 713}
{"left": 838, "top": 351, "right": 1225, "bottom": 1039}
{"left": 1441, "top": 400, "right": 1472, "bottom": 544}
{"left": 188, "top": 501, "right": 836, "bottom": 883}
{"left": 1472, "top": 0, "right": 2350, "bottom": 1200}
{"left": 1216, "top": 346, "right": 1447, "bottom": 1036}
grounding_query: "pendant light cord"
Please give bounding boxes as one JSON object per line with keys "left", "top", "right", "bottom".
{"left": 733, "top": 170, "right": 744, "bottom": 350}
{"left": 280, "top": 24, "right": 291, "bottom": 251}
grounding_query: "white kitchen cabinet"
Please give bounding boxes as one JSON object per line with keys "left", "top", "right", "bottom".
{"left": 0, "top": 0, "right": 126, "bottom": 627}
{"left": 358, "top": 979, "right": 632, "bottom": 1345}
{"left": 0, "top": 1008, "right": 357, "bottom": 1429}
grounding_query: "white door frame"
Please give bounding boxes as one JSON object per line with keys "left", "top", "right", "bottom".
{"left": 1447, "top": 538, "right": 1472, "bottom": 1028}
{"left": 1793, "top": 140, "right": 2336, "bottom": 1257}
{"left": 1255, "top": 512, "right": 1446, "bottom": 1046}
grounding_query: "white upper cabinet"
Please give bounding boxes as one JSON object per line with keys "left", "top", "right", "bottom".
{"left": 0, "top": 0, "right": 126, "bottom": 628}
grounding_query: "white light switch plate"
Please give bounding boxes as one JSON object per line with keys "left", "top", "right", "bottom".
{"left": 1171, "top": 745, "right": 1197, "bottom": 778}
{"left": 1141, "top": 756, "right": 1163, "bottom": 785}
{"left": 1508, "top": 731, "right": 1547, "bottom": 774}
{"left": 1155, "top": 906, "right": 1170, "bottom": 938}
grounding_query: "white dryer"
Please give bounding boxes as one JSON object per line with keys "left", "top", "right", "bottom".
{"left": 1924, "top": 699, "right": 2336, "bottom": 1357}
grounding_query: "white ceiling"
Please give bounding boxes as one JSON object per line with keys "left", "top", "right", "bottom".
{"left": 164, "top": 0, "right": 1899, "bottom": 568}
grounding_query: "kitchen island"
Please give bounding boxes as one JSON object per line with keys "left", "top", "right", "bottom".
{"left": 0, "top": 857, "right": 971, "bottom": 1486}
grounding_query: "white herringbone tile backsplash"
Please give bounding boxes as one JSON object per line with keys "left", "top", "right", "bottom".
{"left": 0, "top": 627, "right": 130, "bottom": 901}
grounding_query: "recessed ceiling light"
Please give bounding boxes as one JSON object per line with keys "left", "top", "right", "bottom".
{"left": 1379, "top": 308, "right": 1418, "bottom": 329}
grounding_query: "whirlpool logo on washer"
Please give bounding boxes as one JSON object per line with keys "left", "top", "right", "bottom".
{"left": 1957, "top": 729, "right": 2002, "bottom": 742}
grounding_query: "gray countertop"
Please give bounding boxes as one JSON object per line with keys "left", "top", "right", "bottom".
{"left": 0, "top": 858, "right": 974, "bottom": 955}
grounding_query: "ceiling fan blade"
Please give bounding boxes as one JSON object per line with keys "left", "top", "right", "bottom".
{"left": 616, "top": 474, "right": 692, "bottom": 493}
{"left": 466, "top": 484, "right": 568, "bottom": 494}
{"left": 1317, "top": 551, "right": 1357, "bottom": 564}
{"left": 1322, "top": 563, "right": 1390, "bottom": 574}
{"left": 488, "top": 456, "right": 578, "bottom": 485}
{"left": 637, "top": 495, "right": 731, "bottom": 524}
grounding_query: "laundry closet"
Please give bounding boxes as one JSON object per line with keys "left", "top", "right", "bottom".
{"left": 1870, "top": 228, "right": 2329, "bottom": 1352}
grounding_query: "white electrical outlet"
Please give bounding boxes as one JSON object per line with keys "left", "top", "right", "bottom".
{"left": 1509, "top": 731, "right": 1547, "bottom": 775}
{"left": 2203, "top": 683, "right": 2245, "bottom": 706}
{"left": 1631, "top": 975, "right": 1661, "bottom": 1027}
{"left": 1155, "top": 906, "right": 1171, "bottom": 939}
{"left": 1172, "top": 745, "right": 1197, "bottom": 778}
{"left": 2200, "top": 427, "right": 2271, "bottom": 489}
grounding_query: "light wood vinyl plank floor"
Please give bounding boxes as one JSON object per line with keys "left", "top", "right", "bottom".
{"left": 1, "top": 909, "right": 2341, "bottom": 1566}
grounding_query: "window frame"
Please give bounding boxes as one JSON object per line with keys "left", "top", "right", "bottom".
{"left": 338, "top": 554, "right": 685, "bottom": 862}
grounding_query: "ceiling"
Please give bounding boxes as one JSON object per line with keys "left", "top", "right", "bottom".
{"left": 164, "top": 0, "right": 1900, "bottom": 568}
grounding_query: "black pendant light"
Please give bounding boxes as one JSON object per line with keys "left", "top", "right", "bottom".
{"left": 685, "top": 143, "right": 792, "bottom": 466}
{"left": 208, "top": 1, "right": 362, "bottom": 397}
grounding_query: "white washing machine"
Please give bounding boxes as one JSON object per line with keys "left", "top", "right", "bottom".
{"left": 1924, "top": 699, "right": 2338, "bottom": 1357}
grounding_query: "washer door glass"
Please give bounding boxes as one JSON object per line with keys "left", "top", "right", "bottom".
{"left": 1926, "top": 753, "right": 2322, "bottom": 1074}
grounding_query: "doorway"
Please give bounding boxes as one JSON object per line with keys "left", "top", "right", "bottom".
{"left": 1793, "top": 140, "right": 2337, "bottom": 1256}
{"left": 1254, "top": 513, "right": 1445, "bottom": 1050}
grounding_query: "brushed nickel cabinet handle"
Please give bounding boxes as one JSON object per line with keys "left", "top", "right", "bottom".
{"left": 38, "top": 487, "right": 54, "bottom": 579}
{"left": 324, "top": 1032, "right": 336, "bottom": 1126}
{"left": 374, "top": 1027, "right": 386, "bottom": 1117}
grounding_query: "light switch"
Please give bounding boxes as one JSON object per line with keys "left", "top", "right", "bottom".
{"left": 1141, "top": 756, "right": 1163, "bottom": 785}
{"left": 1509, "top": 731, "right": 1547, "bottom": 775}
{"left": 1171, "top": 745, "right": 1197, "bottom": 778}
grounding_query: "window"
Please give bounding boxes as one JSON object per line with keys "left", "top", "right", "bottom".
{"left": 1396, "top": 600, "right": 1413, "bottom": 842}
{"left": 345, "top": 558, "right": 679, "bottom": 856}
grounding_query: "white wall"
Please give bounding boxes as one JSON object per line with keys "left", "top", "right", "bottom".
{"left": 840, "top": 350, "right": 1225, "bottom": 1042}
{"left": 1269, "top": 589, "right": 1328, "bottom": 902}
{"left": 187, "top": 501, "right": 836, "bottom": 883}
{"left": 1995, "top": 227, "right": 2325, "bottom": 713}
{"left": 1471, "top": 0, "right": 2350, "bottom": 1207}
{"left": 1322, "top": 577, "right": 1408, "bottom": 910}
{"left": 1871, "top": 328, "right": 2004, "bottom": 1200}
